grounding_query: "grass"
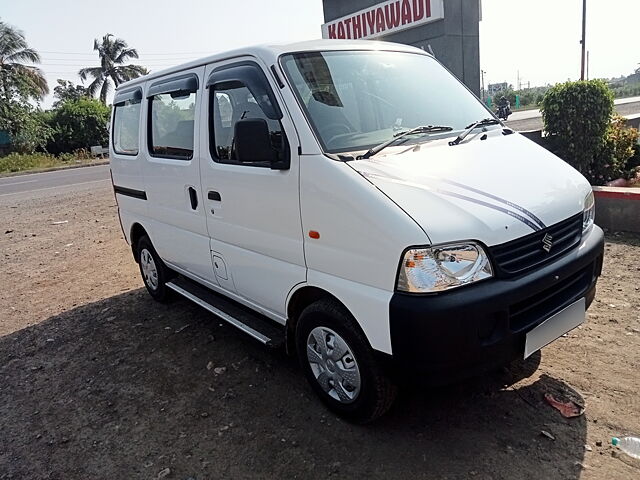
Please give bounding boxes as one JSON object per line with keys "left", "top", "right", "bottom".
{"left": 0, "top": 152, "right": 105, "bottom": 175}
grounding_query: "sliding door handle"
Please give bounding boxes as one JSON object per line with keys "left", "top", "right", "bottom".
{"left": 208, "top": 191, "right": 221, "bottom": 201}
{"left": 188, "top": 187, "right": 198, "bottom": 210}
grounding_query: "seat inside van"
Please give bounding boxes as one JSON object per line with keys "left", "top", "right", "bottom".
{"left": 161, "top": 120, "right": 194, "bottom": 151}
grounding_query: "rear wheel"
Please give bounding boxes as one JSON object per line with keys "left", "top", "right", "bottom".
{"left": 136, "top": 236, "right": 173, "bottom": 302}
{"left": 296, "top": 299, "right": 397, "bottom": 423}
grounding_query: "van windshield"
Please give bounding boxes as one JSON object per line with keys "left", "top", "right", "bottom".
{"left": 280, "top": 50, "right": 493, "bottom": 154}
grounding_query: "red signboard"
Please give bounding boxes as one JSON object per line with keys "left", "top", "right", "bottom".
{"left": 321, "top": 0, "right": 444, "bottom": 40}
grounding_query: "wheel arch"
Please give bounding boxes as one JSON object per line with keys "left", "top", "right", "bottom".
{"left": 285, "top": 285, "right": 366, "bottom": 356}
{"left": 130, "top": 223, "right": 149, "bottom": 262}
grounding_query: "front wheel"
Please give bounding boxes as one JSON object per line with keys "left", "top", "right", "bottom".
{"left": 295, "top": 299, "right": 397, "bottom": 423}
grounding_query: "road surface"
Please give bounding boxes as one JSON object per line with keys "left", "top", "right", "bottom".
{"left": 0, "top": 164, "right": 111, "bottom": 202}
{"left": 507, "top": 96, "right": 640, "bottom": 131}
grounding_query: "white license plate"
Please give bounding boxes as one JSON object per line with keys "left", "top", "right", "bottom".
{"left": 524, "top": 297, "right": 586, "bottom": 359}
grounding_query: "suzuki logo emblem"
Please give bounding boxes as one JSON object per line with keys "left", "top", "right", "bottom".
{"left": 542, "top": 233, "right": 553, "bottom": 253}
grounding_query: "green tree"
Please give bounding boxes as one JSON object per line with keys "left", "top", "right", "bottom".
{"left": 52, "top": 79, "right": 88, "bottom": 107}
{"left": 0, "top": 20, "right": 48, "bottom": 102}
{"left": 46, "top": 98, "right": 111, "bottom": 154}
{"left": 491, "top": 88, "right": 516, "bottom": 108}
{"left": 78, "top": 34, "right": 147, "bottom": 103}
{"left": 0, "top": 20, "right": 51, "bottom": 154}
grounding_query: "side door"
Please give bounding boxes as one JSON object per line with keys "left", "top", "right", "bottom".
{"left": 199, "top": 59, "right": 305, "bottom": 320}
{"left": 141, "top": 68, "right": 216, "bottom": 285}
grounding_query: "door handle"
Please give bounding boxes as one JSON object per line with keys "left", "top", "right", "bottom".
{"left": 208, "top": 191, "right": 221, "bottom": 201}
{"left": 188, "top": 187, "right": 198, "bottom": 210}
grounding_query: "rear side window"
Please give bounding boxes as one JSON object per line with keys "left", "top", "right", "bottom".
{"left": 112, "top": 94, "right": 141, "bottom": 155}
{"left": 149, "top": 91, "right": 197, "bottom": 159}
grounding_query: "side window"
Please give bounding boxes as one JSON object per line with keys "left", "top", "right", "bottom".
{"left": 113, "top": 96, "right": 141, "bottom": 155}
{"left": 149, "top": 91, "right": 197, "bottom": 160}
{"left": 209, "top": 64, "right": 288, "bottom": 167}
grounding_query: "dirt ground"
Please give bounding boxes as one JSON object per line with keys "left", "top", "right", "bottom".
{"left": 1, "top": 185, "right": 639, "bottom": 480}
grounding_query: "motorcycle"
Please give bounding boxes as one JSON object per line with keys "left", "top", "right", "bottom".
{"left": 496, "top": 102, "right": 512, "bottom": 120}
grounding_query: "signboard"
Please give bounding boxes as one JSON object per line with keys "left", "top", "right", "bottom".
{"left": 321, "top": 0, "right": 444, "bottom": 40}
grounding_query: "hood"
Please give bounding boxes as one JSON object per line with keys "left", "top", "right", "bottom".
{"left": 350, "top": 132, "right": 591, "bottom": 246}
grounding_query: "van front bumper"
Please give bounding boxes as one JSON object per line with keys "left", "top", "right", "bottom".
{"left": 387, "top": 225, "right": 604, "bottom": 385}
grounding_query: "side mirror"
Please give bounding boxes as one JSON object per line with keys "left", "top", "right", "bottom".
{"left": 234, "top": 118, "right": 290, "bottom": 170}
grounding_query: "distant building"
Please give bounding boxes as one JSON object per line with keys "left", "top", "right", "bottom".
{"left": 488, "top": 82, "right": 509, "bottom": 95}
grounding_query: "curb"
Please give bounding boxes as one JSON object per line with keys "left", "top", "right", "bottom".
{"left": 592, "top": 186, "right": 640, "bottom": 200}
{"left": 0, "top": 160, "right": 110, "bottom": 178}
{"left": 593, "top": 186, "right": 640, "bottom": 233}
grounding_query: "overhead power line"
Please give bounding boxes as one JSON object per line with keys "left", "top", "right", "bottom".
{"left": 38, "top": 50, "right": 214, "bottom": 56}
{"left": 36, "top": 62, "right": 192, "bottom": 67}
{"left": 40, "top": 57, "right": 200, "bottom": 62}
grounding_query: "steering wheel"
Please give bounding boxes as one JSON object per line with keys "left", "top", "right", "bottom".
{"left": 319, "top": 123, "right": 353, "bottom": 145}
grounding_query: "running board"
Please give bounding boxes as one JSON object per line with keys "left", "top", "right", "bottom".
{"left": 166, "top": 276, "right": 285, "bottom": 348}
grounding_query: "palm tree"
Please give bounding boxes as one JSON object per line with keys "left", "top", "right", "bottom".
{"left": 0, "top": 20, "right": 48, "bottom": 101}
{"left": 79, "top": 34, "right": 147, "bottom": 103}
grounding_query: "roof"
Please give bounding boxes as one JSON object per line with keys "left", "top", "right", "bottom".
{"left": 117, "top": 39, "right": 428, "bottom": 91}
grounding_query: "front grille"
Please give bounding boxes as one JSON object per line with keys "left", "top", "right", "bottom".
{"left": 509, "top": 265, "right": 592, "bottom": 332}
{"left": 490, "top": 213, "right": 583, "bottom": 276}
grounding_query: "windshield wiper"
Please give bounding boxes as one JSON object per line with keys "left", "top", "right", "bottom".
{"left": 359, "top": 125, "right": 453, "bottom": 159}
{"left": 448, "top": 118, "right": 501, "bottom": 146}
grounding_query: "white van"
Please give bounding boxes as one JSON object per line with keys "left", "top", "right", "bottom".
{"left": 110, "top": 40, "right": 604, "bottom": 422}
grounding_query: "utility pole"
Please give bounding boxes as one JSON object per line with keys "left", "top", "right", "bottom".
{"left": 580, "top": 0, "right": 587, "bottom": 80}
{"left": 480, "top": 69, "right": 486, "bottom": 100}
{"left": 586, "top": 50, "right": 590, "bottom": 80}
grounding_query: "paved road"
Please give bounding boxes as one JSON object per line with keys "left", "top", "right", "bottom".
{"left": 0, "top": 165, "right": 111, "bottom": 202}
{"left": 507, "top": 98, "right": 640, "bottom": 131}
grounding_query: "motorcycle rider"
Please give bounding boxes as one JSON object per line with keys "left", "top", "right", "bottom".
{"left": 497, "top": 95, "right": 511, "bottom": 119}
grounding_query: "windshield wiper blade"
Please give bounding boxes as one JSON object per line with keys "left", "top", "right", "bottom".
{"left": 448, "top": 118, "right": 501, "bottom": 146}
{"left": 359, "top": 125, "right": 453, "bottom": 159}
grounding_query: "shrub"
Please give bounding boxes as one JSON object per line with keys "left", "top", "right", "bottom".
{"left": 0, "top": 100, "right": 53, "bottom": 154}
{"left": 0, "top": 152, "right": 58, "bottom": 173}
{"left": 0, "top": 151, "right": 98, "bottom": 174}
{"left": 45, "top": 98, "right": 110, "bottom": 155}
{"left": 588, "top": 115, "right": 640, "bottom": 184}
{"left": 72, "top": 148, "right": 91, "bottom": 160}
{"left": 57, "top": 152, "right": 76, "bottom": 163}
{"left": 541, "top": 80, "right": 614, "bottom": 176}
{"left": 627, "top": 143, "right": 640, "bottom": 179}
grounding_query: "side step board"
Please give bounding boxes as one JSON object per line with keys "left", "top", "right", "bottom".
{"left": 166, "top": 276, "right": 285, "bottom": 348}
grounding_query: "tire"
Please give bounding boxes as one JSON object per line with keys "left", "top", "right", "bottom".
{"left": 295, "top": 299, "right": 397, "bottom": 423}
{"left": 136, "top": 235, "right": 173, "bottom": 302}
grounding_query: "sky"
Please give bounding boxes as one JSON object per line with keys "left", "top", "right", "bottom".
{"left": 2, "top": 0, "right": 639, "bottom": 108}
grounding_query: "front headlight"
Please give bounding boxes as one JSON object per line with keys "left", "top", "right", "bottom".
{"left": 582, "top": 191, "right": 595, "bottom": 234}
{"left": 397, "top": 242, "right": 493, "bottom": 293}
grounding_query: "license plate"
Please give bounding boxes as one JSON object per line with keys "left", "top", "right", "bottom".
{"left": 524, "top": 298, "right": 586, "bottom": 359}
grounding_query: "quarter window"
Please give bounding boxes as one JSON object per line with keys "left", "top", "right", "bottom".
{"left": 113, "top": 98, "right": 141, "bottom": 155}
{"left": 149, "top": 91, "right": 197, "bottom": 159}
